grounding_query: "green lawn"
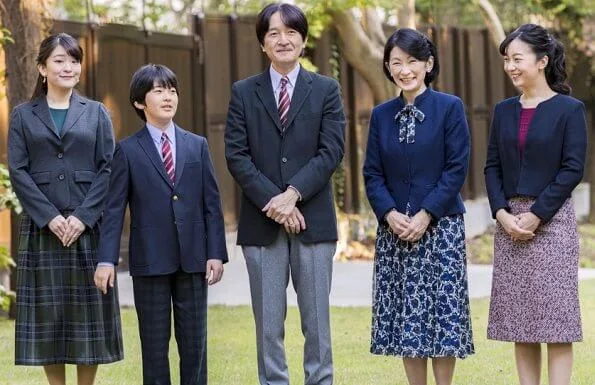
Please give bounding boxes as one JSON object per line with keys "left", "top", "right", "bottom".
{"left": 2, "top": 280, "right": 595, "bottom": 385}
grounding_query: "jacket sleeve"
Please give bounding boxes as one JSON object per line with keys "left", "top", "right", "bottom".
{"left": 484, "top": 103, "right": 510, "bottom": 219}
{"left": 72, "top": 103, "right": 115, "bottom": 228}
{"left": 225, "top": 82, "right": 283, "bottom": 209}
{"left": 201, "top": 138, "right": 229, "bottom": 263}
{"left": 287, "top": 79, "right": 346, "bottom": 201}
{"left": 363, "top": 109, "right": 398, "bottom": 222}
{"left": 420, "top": 98, "right": 470, "bottom": 219}
{"left": 7, "top": 107, "right": 61, "bottom": 228}
{"left": 97, "top": 143, "right": 129, "bottom": 265}
{"left": 530, "top": 101, "right": 587, "bottom": 221}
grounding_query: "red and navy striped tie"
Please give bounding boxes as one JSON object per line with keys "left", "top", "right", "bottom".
{"left": 161, "top": 132, "right": 175, "bottom": 184}
{"left": 278, "top": 76, "right": 290, "bottom": 130}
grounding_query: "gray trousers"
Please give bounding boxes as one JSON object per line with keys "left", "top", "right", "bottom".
{"left": 242, "top": 229, "right": 336, "bottom": 385}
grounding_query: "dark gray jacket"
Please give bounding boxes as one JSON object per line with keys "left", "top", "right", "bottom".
{"left": 8, "top": 92, "right": 115, "bottom": 228}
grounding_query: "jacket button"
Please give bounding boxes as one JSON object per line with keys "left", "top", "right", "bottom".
{"left": 404, "top": 179, "right": 409, "bottom": 184}
{"left": 57, "top": 153, "right": 63, "bottom": 159}
{"left": 281, "top": 157, "right": 287, "bottom": 163}
{"left": 173, "top": 195, "right": 179, "bottom": 201}
{"left": 58, "top": 174, "right": 65, "bottom": 180}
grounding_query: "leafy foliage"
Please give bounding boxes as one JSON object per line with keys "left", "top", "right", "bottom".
{"left": 0, "top": 164, "right": 19, "bottom": 312}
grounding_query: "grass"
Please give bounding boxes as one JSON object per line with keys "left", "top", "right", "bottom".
{"left": 2, "top": 279, "right": 595, "bottom": 384}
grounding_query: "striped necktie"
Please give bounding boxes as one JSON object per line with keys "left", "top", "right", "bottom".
{"left": 161, "top": 132, "right": 175, "bottom": 184}
{"left": 278, "top": 76, "right": 290, "bottom": 130}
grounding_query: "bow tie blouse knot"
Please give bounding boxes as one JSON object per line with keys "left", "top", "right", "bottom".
{"left": 395, "top": 104, "right": 425, "bottom": 143}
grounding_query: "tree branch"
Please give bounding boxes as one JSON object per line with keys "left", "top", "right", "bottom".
{"left": 363, "top": 8, "right": 386, "bottom": 48}
{"left": 327, "top": 8, "right": 394, "bottom": 104}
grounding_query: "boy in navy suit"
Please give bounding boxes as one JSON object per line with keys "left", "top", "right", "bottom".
{"left": 95, "top": 64, "right": 227, "bottom": 385}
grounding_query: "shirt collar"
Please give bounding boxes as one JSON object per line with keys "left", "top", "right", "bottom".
{"left": 270, "top": 63, "right": 301, "bottom": 90}
{"left": 146, "top": 121, "right": 176, "bottom": 143}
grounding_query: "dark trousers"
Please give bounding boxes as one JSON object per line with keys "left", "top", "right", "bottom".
{"left": 133, "top": 270, "right": 208, "bottom": 385}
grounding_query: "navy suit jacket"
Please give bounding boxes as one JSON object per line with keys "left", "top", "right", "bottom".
{"left": 225, "top": 67, "right": 345, "bottom": 246}
{"left": 98, "top": 125, "right": 228, "bottom": 276}
{"left": 484, "top": 94, "right": 587, "bottom": 221}
{"left": 363, "top": 88, "right": 470, "bottom": 222}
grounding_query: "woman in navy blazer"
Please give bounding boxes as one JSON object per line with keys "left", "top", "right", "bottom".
{"left": 7, "top": 34, "right": 122, "bottom": 383}
{"left": 364, "top": 28, "right": 474, "bottom": 385}
{"left": 485, "top": 24, "right": 586, "bottom": 385}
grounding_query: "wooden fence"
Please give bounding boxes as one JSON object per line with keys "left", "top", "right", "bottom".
{"left": 1, "top": 15, "right": 592, "bottom": 231}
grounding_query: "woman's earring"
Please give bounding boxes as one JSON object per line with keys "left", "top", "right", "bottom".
{"left": 42, "top": 76, "right": 46, "bottom": 84}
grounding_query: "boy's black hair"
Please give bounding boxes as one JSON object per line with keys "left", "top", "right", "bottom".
{"left": 129, "top": 64, "right": 179, "bottom": 121}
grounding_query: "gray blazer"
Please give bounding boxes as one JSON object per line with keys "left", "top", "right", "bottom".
{"left": 8, "top": 92, "right": 115, "bottom": 229}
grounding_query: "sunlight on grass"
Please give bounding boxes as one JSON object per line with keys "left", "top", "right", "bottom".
{"left": 1, "top": 280, "right": 594, "bottom": 385}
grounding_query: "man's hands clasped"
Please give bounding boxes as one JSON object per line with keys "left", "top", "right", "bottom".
{"left": 263, "top": 188, "right": 307, "bottom": 234}
{"left": 48, "top": 214, "right": 86, "bottom": 247}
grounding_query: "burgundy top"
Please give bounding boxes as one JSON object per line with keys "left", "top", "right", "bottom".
{"left": 518, "top": 107, "right": 536, "bottom": 158}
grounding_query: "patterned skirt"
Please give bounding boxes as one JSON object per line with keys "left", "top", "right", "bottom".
{"left": 15, "top": 213, "right": 124, "bottom": 365}
{"left": 370, "top": 215, "right": 474, "bottom": 358}
{"left": 488, "top": 198, "right": 582, "bottom": 343}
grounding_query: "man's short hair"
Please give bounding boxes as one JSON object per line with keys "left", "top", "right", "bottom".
{"left": 255, "top": 3, "right": 308, "bottom": 45}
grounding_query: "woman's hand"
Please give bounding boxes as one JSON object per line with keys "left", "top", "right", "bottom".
{"left": 48, "top": 215, "right": 68, "bottom": 241}
{"left": 516, "top": 212, "right": 541, "bottom": 233}
{"left": 496, "top": 209, "right": 534, "bottom": 241}
{"left": 62, "top": 215, "right": 86, "bottom": 247}
{"left": 399, "top": 209, "right": 432, "bottom": 242}
{"left": 385, "top": 209, "right": 410, "bottom": 237}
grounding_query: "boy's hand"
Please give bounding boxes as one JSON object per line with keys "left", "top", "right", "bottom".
{"left": 206, "top": 259, "right": 224, "bottom": 285}
{"left": 94, "top": 265, "right": 115, "bottom": 294}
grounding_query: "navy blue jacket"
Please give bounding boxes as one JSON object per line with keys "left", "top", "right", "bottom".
{"left": 98, "top": 125, "right": 228, "bottom": 276}
{"left": 484, "top": 94, "right": 587, "bottom": 222}
{"left": 363, "top": 88, "right": 470, "bottom": 222}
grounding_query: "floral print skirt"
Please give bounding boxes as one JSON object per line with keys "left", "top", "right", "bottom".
{"left": 370, "top": 214, "right": 474, "bottom": 358}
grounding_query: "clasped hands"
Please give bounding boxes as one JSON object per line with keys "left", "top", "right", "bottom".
{"left": 496, "top": 209, "right": 540, "bottom": 242}
{"left": 262, "top": 188, "right": 306, "bottom": 234}
{"left": 48, "top": 214, "right": 86, "bottom": 247}
{"left": 386, "top": 209, "right": 432, "bottom": 243}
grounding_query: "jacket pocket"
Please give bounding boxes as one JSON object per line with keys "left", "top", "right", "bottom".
{"left": 74, "top": 170, "right": 97, "bottom": 183}
{"left": 31, "top": 171, "right": 51, "bottom": 184}
{"left": 30, "top": 171, "right": 52, "bottom": 199}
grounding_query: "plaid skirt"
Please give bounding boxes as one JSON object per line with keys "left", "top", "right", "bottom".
{"left": 15, "top": 213, "right": 123, "bottom": 365}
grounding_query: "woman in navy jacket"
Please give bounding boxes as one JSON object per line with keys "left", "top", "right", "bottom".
{"left": 8, "top": 34, "right": 122, "bottom": 384}
{"left": 364, "top": 28, "right": 474, "bottom": 385}
{"left": 485, "top": 24, "right": 586, "bottom": 385}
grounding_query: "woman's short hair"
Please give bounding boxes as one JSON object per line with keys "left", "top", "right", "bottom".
{"left": 31, "top": 33, "right": 83, "bottom": 100}
{"left": 499, "top": 24, "right": 570, "bottom": 95}
{"left": 382, "top": 28, "right": 440, "bottom": 86}
{"left": 129, "top": 64, "right": 179, "bottom": 122}
{"left": 255, "top": 3, "right": 308, "bottom": 45}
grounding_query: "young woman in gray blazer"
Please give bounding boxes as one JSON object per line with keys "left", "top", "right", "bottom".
{"left": 8, "top": 33, "right": 122, "bottom": 384}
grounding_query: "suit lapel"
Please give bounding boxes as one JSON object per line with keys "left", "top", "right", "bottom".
{"left": 174, "top": 125, "right": 187, "bottom": 185}
{"left": 284, "top": 68, "right": 312, "bottom": 131}
{"left": 254, "top": 70, "right": 282, "bottom": 132}
{"left": 137, "top": 126, "right": 174, "bottom": 188}
{"left": 31, "top": 96, "right": 60, "bottom": 139}
{"left": 60, "top": 92, "right": 87, "bottom": 138}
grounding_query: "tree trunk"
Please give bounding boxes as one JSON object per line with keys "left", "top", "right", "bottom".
{"left": 327, "top": 8, "right": 394, "bottom": 104}
{"left": 0, "top": 0, "right": 52, "bottom": 319}
{"left": 398, "top": 0, "right": 416, "bottom": 29}
{"left": 473, "top": 0, "right": 505, "bottom": 48}
{"left": 0, "top": 0, "right": 52, "bottom": 108}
